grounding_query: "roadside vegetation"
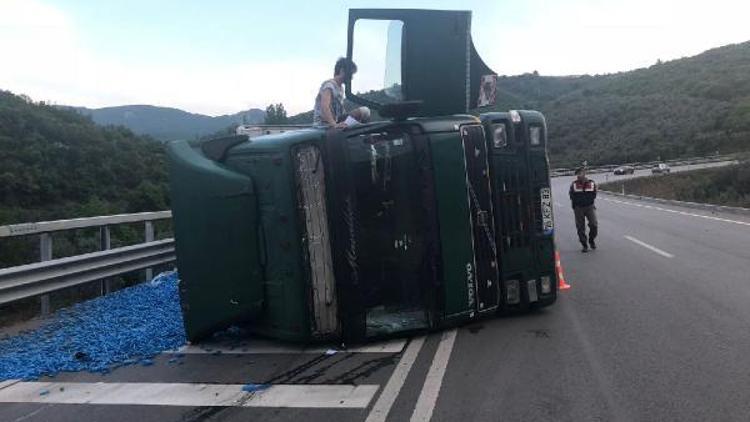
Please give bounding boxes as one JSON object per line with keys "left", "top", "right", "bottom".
{"left": 599, "top": 161, "right": 750, "bottom": 208}
{"left": 0, "top": 91, "right": 172, "bottom": 324}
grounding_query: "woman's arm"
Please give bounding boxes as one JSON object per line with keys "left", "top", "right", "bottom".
{"left": 319, "top": 89, "right": 337, "bottom": 127}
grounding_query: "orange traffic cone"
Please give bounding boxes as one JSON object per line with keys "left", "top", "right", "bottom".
{"left": 555, "top": 251, "right": 571, "bottom": 290}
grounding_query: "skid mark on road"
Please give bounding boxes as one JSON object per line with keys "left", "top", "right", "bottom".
{"left": 624, "top": 235, "right": 674, "bottom": 258}
{"left": 603, "top": 198, "right": 750, "bottom": 227}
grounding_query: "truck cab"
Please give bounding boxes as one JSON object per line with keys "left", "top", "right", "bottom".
{"left": 167, "top": 8, "right": 558, "bottom": 343}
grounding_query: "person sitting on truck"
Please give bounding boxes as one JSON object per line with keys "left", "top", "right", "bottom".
{"left": 313, "top": 57, "right": 370, "bottom": 128}
{"left": 569, "top": 167, "right": 598, "bottom": 252}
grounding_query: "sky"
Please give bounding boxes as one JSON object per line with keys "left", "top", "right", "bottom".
{"left": 1, "top": 0, "right": 749, "bottom": 116}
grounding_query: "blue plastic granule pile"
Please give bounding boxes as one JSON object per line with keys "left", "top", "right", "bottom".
{"left": 0, "top": 271, "right": 187, "bottom": 381}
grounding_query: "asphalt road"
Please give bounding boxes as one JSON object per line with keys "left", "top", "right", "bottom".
{"left": 2, "top": 163, "right": 749, "bottom": 421}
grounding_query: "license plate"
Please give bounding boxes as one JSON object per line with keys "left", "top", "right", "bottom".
{"left": 540, "top": 187, "right": 554, "bottom": 235}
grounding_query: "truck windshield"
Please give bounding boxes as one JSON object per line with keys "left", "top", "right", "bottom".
{"left": 346, "top": 129, "right": 429, "bottom": 336}
{"left": 351, "top": 19, "right": 404, "bottom": 103}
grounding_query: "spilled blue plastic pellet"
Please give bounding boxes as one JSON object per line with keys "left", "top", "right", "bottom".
{"left": 0, "top": 271, "right": 186, "bottom": 381}
{"left": 241, "top": 383, "right": 270, "bottom": 393}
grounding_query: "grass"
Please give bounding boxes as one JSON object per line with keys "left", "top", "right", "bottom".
{"left": 599, "top": 161, "right": 750, "bottom": 208}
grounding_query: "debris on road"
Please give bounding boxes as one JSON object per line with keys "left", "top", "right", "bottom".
{"left": 0, "top": 271, "right": 186, "bottom": 381}
{"left": 242, "top": 383, "right": 270, "bottom": 393}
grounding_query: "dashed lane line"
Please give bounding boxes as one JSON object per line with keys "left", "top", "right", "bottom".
{"left": 624, "top": 235, "right": 675, "bottom": 258}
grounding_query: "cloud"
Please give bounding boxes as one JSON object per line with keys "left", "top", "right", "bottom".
{"left": 2, "top": 0, "right": 749, "bottom": 115}
{"left": 473, "top": 0, "right": 750, "bottom": 76}
{"left": 0, "top": 0, "right": 328, "bottom": 115}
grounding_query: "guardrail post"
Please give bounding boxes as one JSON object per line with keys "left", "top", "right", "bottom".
{"left": 145, "top": 221, "right": 154, "bottom": 281}
{"left": 621, "top": 183, "right": 625, "bottom": 195}
{"left": 100, "top": 225, "right": 112, "bottom": 295}
{"left": 39, "top": 233, "right": 52, "bottom": 316}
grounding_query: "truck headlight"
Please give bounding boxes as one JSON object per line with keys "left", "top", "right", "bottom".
{"left": 506, "top": 279, "right": 520, "bottom": 304}
{"left": 540, "top": 275, "right": 552, "bottom": 294}
{"left": 529, "top": 126, "right": 541, "bottom": 146}
{"left": 492, "top": 124, "right": 507, "bottom": 148}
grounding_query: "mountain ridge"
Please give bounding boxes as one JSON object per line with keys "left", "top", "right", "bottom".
{"left": 53, "top": 39, "right": 750, "bottom": 166}
{"left": 72, "top": 104, "right": 265, "bottom": 141}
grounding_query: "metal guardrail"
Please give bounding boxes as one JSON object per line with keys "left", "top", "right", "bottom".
{"left": 0, "top": 211, "right": 173, "bottom": 315}
{"left": 0, "top": 211, "right": 172, "bottom": 238}
{"left": 0, "top": 239, "right": 175, "bottom": 306}
{"left": 551, "top": 154, "right": 740, "bottom": 177}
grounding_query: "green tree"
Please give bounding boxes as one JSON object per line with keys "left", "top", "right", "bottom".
{"left": 264, "top": 103, "right": 288, "bottom": 124}
{"left": 0, "top": 89, "right": 170, "bottom": 268}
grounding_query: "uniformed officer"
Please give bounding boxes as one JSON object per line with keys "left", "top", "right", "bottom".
{"left": 569, "top": 168, "right": 598, "bottom": 252}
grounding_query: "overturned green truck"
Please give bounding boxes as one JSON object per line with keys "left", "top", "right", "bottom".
{"left": 168, "top": 9, "right": 558, "bottom": 343}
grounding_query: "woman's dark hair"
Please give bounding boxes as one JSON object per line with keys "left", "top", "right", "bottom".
{"left": 334, "top": 57, "right": 357, "bottom": 77}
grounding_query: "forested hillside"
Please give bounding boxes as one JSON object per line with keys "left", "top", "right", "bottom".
{"left": 0, "top": 91, "right": 169, "bottom": 226}
{"left": 73, "top": 105, "right": 265, "bottom": 141}
{"left": 483, "top": 41, "right": 750, "bottom": 166}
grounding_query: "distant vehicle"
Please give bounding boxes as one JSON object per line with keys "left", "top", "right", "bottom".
{"left": 613, "top": 165, "right": 635, "bottom": 175}
{"left": 652, "top": 163, "right": 671, "bottom": 174}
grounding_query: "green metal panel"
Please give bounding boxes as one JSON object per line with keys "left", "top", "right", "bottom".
{"left": 225, "top": 151, "right": 312, "bottom": 342}
{"left": 167, "top": 141, "right": 263, "bottom": 342}
{"left": 429, "top": 132, "right": 476, "bottom": 319}
{"left": 520, "top": 111, "right": 558, "bottom": 304}
{"left": 481, "top": 112, "right": 556, "bottom": 308}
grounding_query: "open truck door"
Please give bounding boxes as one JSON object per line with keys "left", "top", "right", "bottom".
{"left": 346, "top": 9, "right": 495, "bottom": 118}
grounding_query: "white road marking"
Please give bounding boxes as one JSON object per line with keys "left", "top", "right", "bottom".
{"left": 603, "top": 198, "right": 750, "bottom": 227}
{"left": 0, "top": 380, "right": 20, "bottom": 391}
{"left": 0, "top": 381, "right": 378, "bottom": 408}
{"left": 365, "top": 336, "right": 426, "bottom": 422}
{"left": 624, "top": 235, "right": 674, "bottom": 258}
{"left": 410, "top": 329, "right": 458, "bottom": 422}
{"left": 170, "top": 338, "right": 407, "bottom": 355}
